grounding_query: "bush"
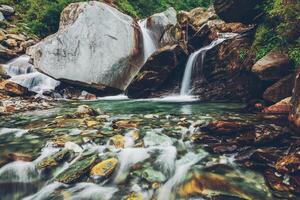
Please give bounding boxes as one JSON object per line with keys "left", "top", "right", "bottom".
{"left": 1, "top": 0, "right": 212, "bottom": 38}
{"left": 253, "top": 0, "right": 300, "bottom": 64}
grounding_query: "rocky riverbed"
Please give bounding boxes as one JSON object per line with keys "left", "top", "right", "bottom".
{"left": 0, "top": 99, "right": 298, "bottom": 200}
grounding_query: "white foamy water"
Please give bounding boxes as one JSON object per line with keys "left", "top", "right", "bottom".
{"left": 67, "top": 183, "right": 118, "bottom": 200}
{"left": 0, "top": 128, "right": 28, "bottom": 137}
{"left": 158, "top": 151, "right": 208, "bottom": 200}
{"left": 180, "top": 33, "right": 238, "bottom": 96}
{"left": 23, "top": 182, "right": 65, "bottom": 200}
{"left": 95, "top": 94, "right": 129, "bottom": 101}
{"left": 139, "top": 19, "right": 157, "bottom": 62}
{"left": 3, "top": 55, "right": 60, "bottom": 94}
{"left": 0, "top": 144, "right": 59, "bottom": 183}
{"left": 114, "top": 148, "right": 150, "bottom": 183}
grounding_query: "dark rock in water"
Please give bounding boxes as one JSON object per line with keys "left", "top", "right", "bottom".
{"left": 0, "top": 80, "right": 29, "bottom": 96}
{"left": 201, "top": 121, "right": 255, "bottom": 136}
{"left": 212, "top": 143, "right": 238, "bottom": 154}
{"left": 213, "top": 0, "right": 263, "bottom": 24}
{"left": 263, "top": 97, "right": 291, "bottom": 115}
{"left": 263, "top": 74, "right": 296, "bottom": 103}
{"left": 289, "top": 72, "right": 300, "bottom": 131}
{"left": 55, "top": 155, "right": 97, "bottom": 184}
{"left": 252, "top": 51, "right": 294, "bottom": 81}
{"left": 126, "top": 43, "right": 188, "bottom": 98}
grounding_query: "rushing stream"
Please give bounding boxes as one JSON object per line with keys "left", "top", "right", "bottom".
{"left": 0, "top": 98, "right": 277, "bottom": 200}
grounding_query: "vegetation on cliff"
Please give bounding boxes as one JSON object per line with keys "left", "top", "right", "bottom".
{"left": 253, "top": 0, "right": 300, "bottom": 65}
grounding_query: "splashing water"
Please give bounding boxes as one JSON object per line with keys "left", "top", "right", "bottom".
{"left": 180, "top": 33, "right": 238, "bottom": 96}
{"left": 138, "top": 19, "right": 157, "bottom": 62}
{"left": 3, "top": 55, "right": 60, "bottom": 94}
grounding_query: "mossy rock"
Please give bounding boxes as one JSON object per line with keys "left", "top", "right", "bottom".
{"left": 55, "top": 155, "right": 97, "bottom": 184}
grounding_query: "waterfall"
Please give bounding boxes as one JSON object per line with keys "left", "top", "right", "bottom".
{"left": 138, "top": 19, "right": 157, "bottom": 62}
{"left": 180, "top": 33, "right": 238, "bottom": 96}
{"left": 3, "top": 55, "right": 60, "bottom": 94}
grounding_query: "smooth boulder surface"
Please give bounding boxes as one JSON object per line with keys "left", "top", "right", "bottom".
{"left": 146, "top": 7, "right": 177, "bottom": 46}
{"left": 252, "top": 51, "right": 293, "bottom": 81}
{"left": 263, "top": 74, "right": 296, "bottom": 103}
{"left": 289, "top": 72, "right": 300, "bottom": 130}
{"left": 213, "top": 0, "right": 262, "bottom": 24}
{"left": 28, "top": 1, "right": 143, "bottom": 92}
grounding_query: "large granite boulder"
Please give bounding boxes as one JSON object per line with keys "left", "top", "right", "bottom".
{"left": 263, "top": 74, "right": 296, "bottom": 103}
{"left": 126, "top": 43, "right": 188, "bottom": 98}
{"left": 213, "top": 0, "right": 262, "bottom": 24}
{"left": 28, "top": 1, "right": 143, "bottom": 92}
{"left": 146, "top": 7, "right": 177, "bottom": 46}
{"left": 289, "top": 72, "right": 300, "bottom": 131}
{"left": 252, "top": 51, "right": 293, "bottom": 81}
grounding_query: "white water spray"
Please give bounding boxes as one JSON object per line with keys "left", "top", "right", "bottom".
{"left": 138, "top": 19, "right": 157, "bottom": 62}
{"left": 3, "top": 55, "right": 60, "bottom": 94}
{"left": 180, "top": 33, "right": 238, "bottom": 96}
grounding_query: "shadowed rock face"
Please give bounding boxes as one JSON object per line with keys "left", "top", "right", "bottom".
{"left": 289, "top": 72, "right": 300, "bottom": 130}
{"left": 28, "top": 1, "right": 143, "bottom": 92}
{"left": 213, "top": 0, "right": 262, "bottom": 24}
{"left": 126, "top": 43, "right": 188, "bottom": 98}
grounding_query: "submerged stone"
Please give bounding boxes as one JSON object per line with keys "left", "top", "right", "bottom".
{"left": 76, "top": 105, "right": 99, "bottom": 117}
{"left": 142, "top": 168, "right": 166, "bottom": 183}
{"left": 90, "top": 158, "right": 118, "bottom": 178}
{"left": 109, "top": 135, "right": 125, "bottom": 148}
{"left": 55, "top": 155, "right": 97, "bottom": 184}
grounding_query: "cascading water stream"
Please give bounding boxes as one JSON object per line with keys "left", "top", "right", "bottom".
{"left": 180, "top": 33, "right": 238, "bottom": 96}
{"left": 138, "top": 19, "right": 157, "bottom": 62}
{"left": 3, "top": 55, "right": 60, "bottom": 94}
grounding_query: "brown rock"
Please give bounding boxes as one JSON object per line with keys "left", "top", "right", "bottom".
{"left": 263, "top": 74, "right": 296, "bottom": 103}
{"left": 275, "top": 153, "right": 300, "bottom": 174}
{"left": 201, "top": 121, "right": 255, "bottom": 135}
{"left": 289, "top": 72, "right": 300, "bottom": 130}
{"left": 0, "top": 80, "right": 29, "bottom": 96}
{"left": 263, "top": 97, "right": 292, "bottom": 114}
{"left": 252, "top": 51, "right": 293, "bottom": 81}
{"left": 4, "top": 38, "right": 18, "bottom": 48}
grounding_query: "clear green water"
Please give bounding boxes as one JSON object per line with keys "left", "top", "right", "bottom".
{"left": 0, "top": 99, "right": 277, "bottom": 200}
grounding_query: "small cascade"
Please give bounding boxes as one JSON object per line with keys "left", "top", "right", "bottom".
{"left": 3, "top": 55, "right": 60, "bottom": 94}
{"left": 138, "top": 19, "right": 157, "bottom": 62}
{"left": 180, "top": 33, "right": 238, "bottom": 96}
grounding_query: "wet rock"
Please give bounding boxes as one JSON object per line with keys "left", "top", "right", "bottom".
{"left": 126, "top": 43, "right": 188, "bottom": 98}
{"left": 55, "top": 155, "right": 97, "bottom": 184}
{"left": 146, "top": 7, "right": 177, "bottom": 46}
{"left": 264, "top": 169, "right": 291, "bottom": 193}
{"left": 263, "top": 74, "right": 296, "bottom": 103}
{"left": 213, "top": 0, "right": 262, "bottom": 24}
{"left": 125, "top": 192, "right": 143, "bottom": 200}
{"left": 7, "top": 152, "right": 33, "bottom": 162}
{"left": 252, "top": 51, "right": 293, "bottom": 81}
{"left": 76, "top": 105, "right": 98, "bottom": 117}
{"left": 0, "top": 80, "right": 29, "bottom": 96}
{"left": 212, "top": 143, "right": 238, "bottom": 154}
{"left": 109, "top": 135, "right": 125, "bottom": 148}
{"left": 178, "top": 7, "right": 217, "bottom": 28}
{"left": 90, "top": 158, "right": 118, "bottom": 178}
{"left": 254, "top": 125, "right": 286, "bottom": 145}
{"left": 28, "top": 1, "right": 143, "bottom": 92}
{"left": 0, "top": 5, "right": 14, "bottom": 16}
{"left": 113, "top": 120, "right": 139, "bottom": 129}
{"left": 37, "top": 149, "right": 72, "bottom": 170}
{"left": 263, "top": 97, "right": 292, "bottom": 114}
{"left": 178, "top": 172, "right": 250, "bottom": 199}
{"left": 275, "top": 153, "right": 300, "bottom": 174}
{"left": 142, "top": 168, "right": 166, "bottom": 183}
{"left": 289, "top": 72, "right": 300, "bottom": 130}
{"left": 201, "top": 121, "right": 255, "bottom": 135}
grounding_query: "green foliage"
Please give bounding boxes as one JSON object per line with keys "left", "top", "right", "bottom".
{"left": 253, "top": 0, "right": 300, "bottom": 64}
{"left": 1, "top": 0, "right": 212, "bottom": 38}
